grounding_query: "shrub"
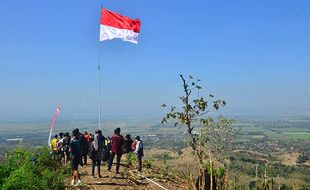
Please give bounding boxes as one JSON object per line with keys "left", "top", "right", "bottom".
{"left": 144, "top": 159, "right": 155, "bottom": 169}
{"left": 0, "top": 146, "right": 69, "bottom": 190}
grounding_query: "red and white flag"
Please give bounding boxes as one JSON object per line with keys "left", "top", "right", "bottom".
{"left": 100, "top": 8, "right": 141, "bottom": 44}
{"left": 48, "top": 105, "right": 61, "bottom": 146}
{"left": 51, "top": 105, "right": 61, "bottom": 130}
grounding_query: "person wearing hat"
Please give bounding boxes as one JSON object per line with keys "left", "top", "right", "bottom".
{"left": 134, "top": 136, "right": 144, "bottom": 172}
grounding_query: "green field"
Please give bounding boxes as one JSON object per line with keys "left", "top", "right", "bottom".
{"left": 236, "top": 125, "right": 310, "bottom": 142}
{"left": 270, "top": 127, "right": 310, "bottom": 132}
{"left": 238, "top": 126, "right": 268, "bottom": 133}
{"left": 283, "top": 132, "right": 310, "bottom": 141}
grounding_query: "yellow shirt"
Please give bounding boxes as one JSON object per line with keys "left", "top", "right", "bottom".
{"left": 51, "top": 138, "right": 58, "bottom": 151}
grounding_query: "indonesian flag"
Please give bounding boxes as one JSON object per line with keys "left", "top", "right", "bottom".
{"left": 100, "top": 8, "right": 141, "bottom": 44}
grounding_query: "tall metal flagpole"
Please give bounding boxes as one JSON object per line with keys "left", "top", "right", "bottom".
{"left": 97, "top": 44, "right": 101, "bottom": 130}
{"left": 97, "top": 6, "right": 103, "bottom": 130}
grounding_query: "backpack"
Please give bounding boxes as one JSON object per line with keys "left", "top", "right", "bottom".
{"left": 88, "top": 145, "right": 97, "bottom": 160}
{"left": 101, "top": 148, "right": 110, "bottom": 162}
{"left": 131, "top": 141, "right": 137, "bottom": 151}
{"left": 79, "top": 133, "right": 86, "bottom": 147}
{"left": 122, "top": 142, "right": 127, "bottom": 154}
{"left": 123, "top": 139, "right": 133, "bottom": 153}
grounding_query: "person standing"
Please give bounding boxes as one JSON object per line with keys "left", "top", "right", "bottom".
{"left": 70, "top": 129, "right": 82, "bottom": 186}
{"left": 134, "top": 136, "right": 144, "bottom": 172}
{"left": 108, "top": 128, "right": 124, "bottom": 174}
{"left": 83, "top": 131, "right": 90, "bottom": 165}
{"left": 62, "top": 132, "right": 70, "bottom": 164}
{"left": 124, "top": 134, "right": 133, "bottom": 167}
{"left": 84, "top": 131, "right": 90, "bottom": 142}
{"left": 74, "top": 129, "right": 86, "bottom": 167}
{"left": 57, "top": 133, "right": 66, "bottom": 162}
{"left": 51, "top": 134, "right": 58, "bottom": 160}
{"left": 91, "top": 130, "right": 105, "bottom": 178}
{"left": 51, "top": 134, "right": 58, "bottom": 152}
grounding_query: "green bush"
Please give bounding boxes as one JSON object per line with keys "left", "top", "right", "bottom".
{"left": 0, "top": 146, "right": 69, "bottom": 190}
{"left": 144, "top": 159, "right": 155, "bottom": 169}
{"left": 127, "top": 152, "right": 136, "bottom": 166}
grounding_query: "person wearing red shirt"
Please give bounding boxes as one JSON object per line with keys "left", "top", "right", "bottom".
{"left": 82, "top": 131, "right": 91, "bottom": 165}
{"left": 84, "top": 131, "right": 90, "bottom": 142}
{"left": 108, "top": 127, "right": 124, "bottom": 174}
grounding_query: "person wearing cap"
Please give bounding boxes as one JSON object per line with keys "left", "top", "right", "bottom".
{"left": 134, "top": 136, "right": 144, "bottom": 172}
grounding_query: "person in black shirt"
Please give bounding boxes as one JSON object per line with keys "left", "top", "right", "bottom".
{"left": 124, "top": 134, "right": 133, "bottom": 167}
{"left": 91, "top": 130, "right": 105, "bottom": 178}
{"left": 70, "top": 129, "right": 82, "bottom": 186}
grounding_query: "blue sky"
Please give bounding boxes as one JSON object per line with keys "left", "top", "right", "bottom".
{"left": 0, "top": 0, "right": 310, "bottom": 118}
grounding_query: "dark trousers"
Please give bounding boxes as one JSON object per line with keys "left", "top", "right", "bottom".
{"left": 79, "top": 154, "right": 83, "bottom": 166}
{"left": 82, "top": 153, "right": 88, "bottom": 165}
{"left": 92, "top": 159, "right": 101, "bottom": 176}
{"left": 108, "top": 152, "right": 122, "bottom": 173}
{"left": 137, "top": 156, "right": 142, "bottom": 171}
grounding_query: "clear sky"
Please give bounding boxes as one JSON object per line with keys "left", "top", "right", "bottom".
{"left": 0, "top": 0, "right": 310, "bottom": 118}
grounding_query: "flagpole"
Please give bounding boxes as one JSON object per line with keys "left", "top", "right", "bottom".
{"left": 97, "top": 5, "right": 103, "bottom": 130}
{"left": 48, "top": 126, "right": 53, "bottom": 147}
{"left": 97, "top": 43, "right": 101, "bottom": 130}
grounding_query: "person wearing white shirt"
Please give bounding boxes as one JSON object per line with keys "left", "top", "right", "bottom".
{"left": 134, "top": 136, "right": 144, "bottom": 172}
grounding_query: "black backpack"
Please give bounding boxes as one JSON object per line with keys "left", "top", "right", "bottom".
{"left": 88, "top": 145, "right": 97, "bottom": 160}
{"left": 102, "top": 147, "right": 110, "bottom": 162}
{"left": 79, "top": 133, "right": 86, "bottom": 146}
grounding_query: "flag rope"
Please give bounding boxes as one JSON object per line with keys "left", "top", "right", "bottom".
{"left": 69, "top": 72, "right": 97, "bottom": 129}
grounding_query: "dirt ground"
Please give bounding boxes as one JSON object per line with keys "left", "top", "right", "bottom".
{"left": 65, "top": 158, "right": 188, "bottom": 190}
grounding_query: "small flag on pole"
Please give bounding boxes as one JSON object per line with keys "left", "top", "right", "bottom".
{"left": 48, "top": 105, "right": 61, "bottom": 146}
{"left": 100, "top": 8, "right": 141, "bottom": 44}
{"left": 51, "top": 105, "right": 61, "bottom": 129}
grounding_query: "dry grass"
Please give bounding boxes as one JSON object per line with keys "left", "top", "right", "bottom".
{"left": 279, "top": 152, "right": 300, "bottom": 166}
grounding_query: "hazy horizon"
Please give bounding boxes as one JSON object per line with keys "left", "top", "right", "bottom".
{"left": 1, "top": 107, "right": 310, "bottom": 121}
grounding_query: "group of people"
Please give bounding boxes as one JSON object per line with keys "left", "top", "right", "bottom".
{"left": 50, "top": 127, "right": 144, "bottom": 186}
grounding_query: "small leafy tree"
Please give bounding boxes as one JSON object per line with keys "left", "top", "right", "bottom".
{"left": 201, "top": 116, "right": 237, "bottom": 162}
{"left": 162, "top": 74, "right": 236, "bottom": 189}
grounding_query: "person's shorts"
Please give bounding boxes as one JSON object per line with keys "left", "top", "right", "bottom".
{"left": 71, "top": 157, "right": 80, "bottom": 170}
